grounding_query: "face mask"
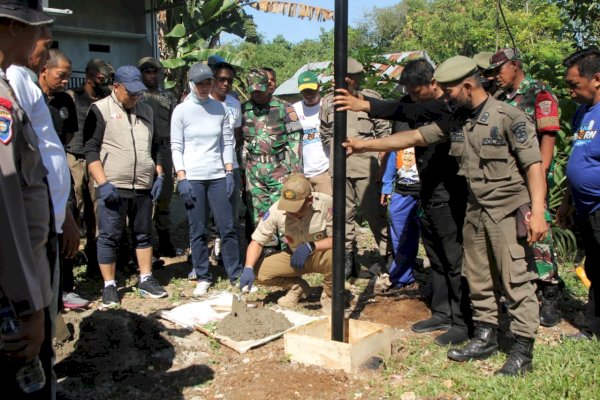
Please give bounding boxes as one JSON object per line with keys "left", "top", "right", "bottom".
{"left": 187, "top": 81, "right": 208, "bottom": 105}
{"left": 94, "top": 80, "right": 112, "bottom": 98}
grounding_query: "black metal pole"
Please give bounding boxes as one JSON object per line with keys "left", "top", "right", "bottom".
{"left": 331, "top": 0, "right": 348, "bottom": 342}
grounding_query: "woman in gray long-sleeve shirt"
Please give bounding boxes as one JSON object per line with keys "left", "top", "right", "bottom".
{"left": 171, "top": 63, "right": 242, "bottom": 295}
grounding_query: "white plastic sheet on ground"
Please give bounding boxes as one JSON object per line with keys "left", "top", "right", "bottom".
{"left": 160, "top": 291, "right": 323, "bottom": 353}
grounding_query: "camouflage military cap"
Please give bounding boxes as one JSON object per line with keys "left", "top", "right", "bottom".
{"left": 489, "top": 48, "right": 520, "bottom": 69}
{"left": 473, "top": 52, "right": 495, "bottom": 70}
{"left": 247, "top": 68, "right": 269, "bottom": 93}
{"left": 85, "top": 58, "right": 115, "bottom": 77}
{"left": 434, "top": 56, "right": 478, "bottom": 84}
{"left": 137, "top": 57, "right": 162, "bottom": 71}
{"left": 278, "top": 173, "right": 312, "bottom": 213}
{"left": 348, "top": 57, "right": 364, "bottom": 74}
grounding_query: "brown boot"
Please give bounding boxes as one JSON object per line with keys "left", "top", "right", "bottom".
{"left": 277, "top": 280, "right": 312, "bottom": 308}
{"left": 320, "top": 292, "right": 332, "bottom": 315}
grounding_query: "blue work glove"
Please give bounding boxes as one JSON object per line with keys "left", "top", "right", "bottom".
{"left": 151, "top": 174, "right": 164, "bottom": 202}
{"left": 239, "top": 267, "right": 255, "bottom": 291}
{"left": 290, "top": 242, "right": 315, "bottom": 271}
{"left": 98, "top": 181, "right": 120, "bottom": 206}
{"left": 225, "top": 171, "right": 234, "bottom": 199}
{"left": 177, "top": 179, "right": 195, "bottom": 209}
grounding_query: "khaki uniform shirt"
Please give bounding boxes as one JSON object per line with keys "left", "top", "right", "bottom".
{"left": 252, "top": 192, "right": 333, "bottom": 250}
{"left": 0, "top": 73, "right": 52, "bottom": 316}
{"left": 419, "top": 97, "right": 541, "bottom": 224}
{"left": 320, "top": 88, "right": 391, "bottom": 178}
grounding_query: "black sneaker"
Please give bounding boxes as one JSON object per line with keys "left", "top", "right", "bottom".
{"left": 101, "top": 285, "right": 120, "bottom": 309}
{"left": 138, "top": 276, "right": 168, "bottom": 299}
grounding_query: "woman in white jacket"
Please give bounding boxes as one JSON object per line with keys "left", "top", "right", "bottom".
{"left": 171, "top": 63, "right": 242, "bottom": 296}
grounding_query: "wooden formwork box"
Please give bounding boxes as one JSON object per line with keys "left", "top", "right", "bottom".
{"left": 283, "top": 318, "right": 392, "bottom": 373}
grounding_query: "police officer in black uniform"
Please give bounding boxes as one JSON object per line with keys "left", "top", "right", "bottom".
{"left": 137, "top": 57, "right": 178, "bottom": 257}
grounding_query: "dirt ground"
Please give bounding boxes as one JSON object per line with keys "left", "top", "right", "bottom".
{"left": 54, "top": 211, "right": 582, "bottom": 400}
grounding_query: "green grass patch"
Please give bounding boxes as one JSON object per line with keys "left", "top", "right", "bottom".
{"left": 559, "top": 262, "right": 589, "bottom": 300}
{"left": 379, "top": 336, "right": 600, "bottom": 399}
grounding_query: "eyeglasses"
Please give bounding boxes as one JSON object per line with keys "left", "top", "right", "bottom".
{"left": 96, "top": 75, "right": 113, "bottom": 85}
{"left": 126, "top": 89, "right": 144, "bottom": 98}
{"left": 216, "top": 77, "right": 234, "bottom": 84}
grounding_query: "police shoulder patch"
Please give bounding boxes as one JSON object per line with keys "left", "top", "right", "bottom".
{"left": 511, "top": 122, "right": 528, "bottom": 143}
{"left": 479, "top": 112, "right": 489, "bottom": 123}
{"left": 0, "top": 98, "right": 14, "bottom": 145}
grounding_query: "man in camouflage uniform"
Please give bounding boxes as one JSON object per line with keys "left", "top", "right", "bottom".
{"left": 241, "top": 68, "right": 303, "bottom": 241}
{"left": 137, "top": 57, "right": 178, "bottom": 257}
{"left": 490, "top": 48, "right": 563, "bottom": 327}
{"left": 320, "top": 57, "right": 391, "bottom": 279}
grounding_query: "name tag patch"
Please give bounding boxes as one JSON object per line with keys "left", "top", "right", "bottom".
{"left": 482, "top": 126, "right": 506, "bottom": 146}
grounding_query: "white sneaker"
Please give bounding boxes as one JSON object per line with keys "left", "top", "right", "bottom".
{"left": 193, "top": 281, "right": 211, "bottom": 297}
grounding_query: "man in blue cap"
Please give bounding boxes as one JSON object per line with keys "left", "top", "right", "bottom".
{"left": 84, "top": 65, "right": 168, "bottom": 309}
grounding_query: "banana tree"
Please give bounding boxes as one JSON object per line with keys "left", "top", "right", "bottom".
{"left": 155, "top": 0, "right": 333, "bottom": 95}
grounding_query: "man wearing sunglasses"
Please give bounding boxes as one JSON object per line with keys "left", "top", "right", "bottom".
{"left": 137, "top": 57, "right": 178, "bottom": 258}
{"left": 66, "top": 58, "right": 115, "bottom": 279}
{"left": 83, "top": 65, "right": 168, "bottom": 309}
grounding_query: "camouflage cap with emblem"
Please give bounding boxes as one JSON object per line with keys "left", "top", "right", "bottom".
{"left": 489, "top": 48, "right": 520, "bottom": 70}
{"left": 278, "top": 173, "right": 313, "bottom": 213}
{"left": 247, "top": 68, "right": 269, "bottom": 94}
{"left": 434, "top": 56, "right": 478, "bottom": 84}
{"left": 297, "top": 71, "right": 319, "bottom": 92}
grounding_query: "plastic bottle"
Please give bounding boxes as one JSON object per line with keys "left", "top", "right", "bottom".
{"left": 575, "top": 266, "right": 592, "bottom": 289}
{"left": 0, "top": 313, "right": 46, "bottom": 393}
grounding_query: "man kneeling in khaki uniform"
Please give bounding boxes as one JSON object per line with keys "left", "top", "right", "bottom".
{"left": 238, "top": 173, "right": 333, "bottom": 313}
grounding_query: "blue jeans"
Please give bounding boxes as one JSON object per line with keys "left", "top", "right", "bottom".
{"left": 388, "top": 193, "right": 419, "bottom": 287}
{"left": 187, "top": 178, "right": 242, "bottom": 283}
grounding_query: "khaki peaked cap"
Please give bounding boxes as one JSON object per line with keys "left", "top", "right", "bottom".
{"left": 434, "top": 56, "right": 478, "bottom": 84}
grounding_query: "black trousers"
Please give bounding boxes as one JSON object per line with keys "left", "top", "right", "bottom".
{"left": 420, "top": 200, "right": 472, "bottom": 330}
{"left": 578, "top": 208, "right": 600, "bottom": 337}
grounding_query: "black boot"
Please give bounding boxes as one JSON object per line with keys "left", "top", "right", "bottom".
{"left": 344, "top": 253, "right": 357, "bottom": 280}
{"left": 495, "top": 335, "right": 534, "bottom": 376}
{"left": 435, "top": 325, "right": 469, "bottom": 346}
{"left": 447, "top": 324, "right": 498, "bottom": 361}
{"left": 412, "top": 315, "right": 451, "bottom": 333}
{"left": 539, "top": 282, "right": 562, "bottom": 327}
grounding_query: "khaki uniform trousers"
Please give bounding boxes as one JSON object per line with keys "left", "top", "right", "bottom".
{"left": 345, "top": 176, "right": 388, "bottom": 256}
{"left": 308, "top": 171, "right": 332, "bottom": 196}
{"left": 463, "top": 210, "right": 539, "bottom": 338}
{"left": 67, "top": 152, "right": 97, "bottom": 237}
{"left": 256, "top": 249, "right": 332, "bottom": 296}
